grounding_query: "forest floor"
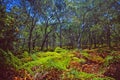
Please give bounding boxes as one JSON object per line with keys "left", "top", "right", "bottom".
{"left": 0, "top": 47, "right": 120, "bottom": 80}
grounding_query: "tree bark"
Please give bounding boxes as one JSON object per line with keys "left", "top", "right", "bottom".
{"left": 106, "top": 26, "right": 111, "bottom": 48}
{"left": 28, "top": 14, "right": 37, "bottom": 53}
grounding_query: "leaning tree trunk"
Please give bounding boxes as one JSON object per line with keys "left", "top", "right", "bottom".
{"left": 41, "top": 34, "right": 48, "bottom": 51}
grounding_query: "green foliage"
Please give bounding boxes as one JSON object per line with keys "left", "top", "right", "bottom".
{"left": 22, "top": 51, "right": 29, "bottom": 58}
{"left": 93, "top": 77, "right": 115, "bottom": 80}
{"left": 80, "top": 51, "right": 90, "bottom": 58}
{"left": 20, "top": 51, "right": 72, "bottom": 74}
{"left": 1, "top": 48, "right": 117, "bottom": 79}
{"left": 20, "top": 51, "right": 33, "bottom": 63}
{"left": 81, "top": 50, "right": 104, "bottom": 63}
{"left": 104, "top": 55, "right": 113, "bottom": 67}
{"left": 37, "top": 52, "right": 60, "bottom": 57}
{"left": 0, "top": 5, "right": 18, "bottom": 51}
{"left": 0, "top": 49, "right": 22, "bottom": 69}
{"left": 62, "top": 69, "right": 96, "bottom": 80}
{"left": 31, "top": 54, "right": 39, "bottom": 60}
{"left": 79, "top": 72, "right": 95, "bottom": 79}
{"left": 89, "top": 55, "right": 104, "bottom": 63}
{"left": 111, "top": 53, "right": 120, "bottom": 63}
{"left": 47, "top": 56, "right": 70, "bottom": 70}
{"left": 72, "top": 57, "right": 86, "bottom": 64}
{"left": 90, "top": 24, "right": 102, "bottom": 36}
{"left": 63, "top": 68, "right": 115, "bottom": 80}
{"left": 21, "top": 56, "right": 33, "bottom": 63}
{"left": 8, "top": 52, "right": 22, "bottom": 68}
{"left": 54, "top": 47, "right": 68, "bottom": 53}
{"left": 103, "top": 52, "right": 120, "bottom": 67}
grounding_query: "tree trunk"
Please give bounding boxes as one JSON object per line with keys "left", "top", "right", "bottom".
{"left": 32, "top": 40, "right": 36, "bottom": 50}
{"left": 89, "top": 32, "right": 92, "bottom": 49}
{"left": 45, "top": 37, "right": 48, "bottom": 50}
{"left": 41, "top": 35, "right": 48, "bottom": 51}
{"left": 28, "top": 23, "right": 36, "bottom": 53}
{"left": 28, "top": 14, "right": 37, "bottom": 53}
{"left": 28, "top": 30, "right": 32, "bottom": 53}
{"left": 59, "top": 25, "right": 62, "bottom": 48}
{"left": 52, "top": 33, "right": 56, "bottom": 49}
{"left": 77, "top": 34, "right": 81, "bottom": 49}
{"left": 94, "top": 34, "right": 97, "bottom": 48}
{"left": 106, "top": 26, "right": 111, "bottom": 48}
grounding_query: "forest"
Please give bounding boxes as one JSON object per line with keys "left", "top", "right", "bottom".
{"left": 0, "top": 0, "right": 120, "bottom": 80}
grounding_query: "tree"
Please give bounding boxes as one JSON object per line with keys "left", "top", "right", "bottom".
{"left": 0, "top": 1, "right": 18, "bottom": 51}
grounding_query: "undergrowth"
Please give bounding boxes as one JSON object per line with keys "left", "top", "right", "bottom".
{"left": 1, "top": 47, "right": 119, "bottom": 80}
{"left": 0, "top": 49, "right": 22, "bottom": 69}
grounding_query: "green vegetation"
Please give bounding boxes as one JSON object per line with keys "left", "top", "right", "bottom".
{"left": 0, "top": 49, "right": 22, "bottom": 69}
{"left": 1, "top": 47, "right": 120, "bottom": 80}
{"left": 0, "top": 0, "right": 120, "bottom": 80}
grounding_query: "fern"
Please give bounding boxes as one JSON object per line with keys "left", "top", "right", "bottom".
{"left": 54, "top": 47, "right": 68, "bottom": 53}
{"left": 0, "top": 49, "right": 22, "bottom": 69}
{"left": 93, "top": 77, "right": 115, "bottom": 80}
{"left": 22, "top": 51, "right": 29, "bottom": 58}
{"left": 104, "top": 55, "right": 113, "bottom": 67}
{"left": 62, "top": 69, "right": 95, "bottom": 79}
{"left": 20, "top": 51, "right": 72, "bottom": 74}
